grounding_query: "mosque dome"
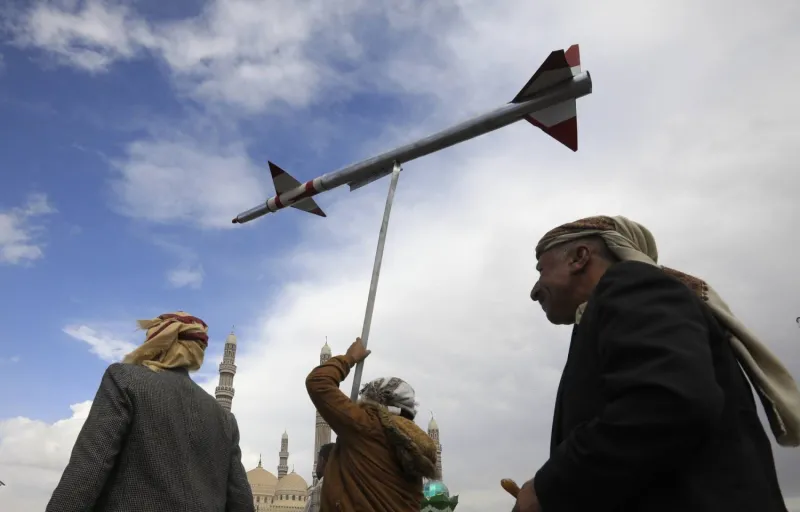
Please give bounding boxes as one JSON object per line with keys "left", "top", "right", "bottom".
{"left": 276, "top": 471, "right": 308, "bottom": 493}
{"left": 428, "top": 416, "right": 439, "bottom": 430}
{"left": 247, "top": 465, "right": 278, "bottom": 495}
{"left": 225, "top": 331, "right": 237, "bottom": 345}
{"left": 321, "top": 342, "right": 331, "bottom": 356}
{"left": 423, "top": 480, "right": 450, "bottom": 499}
{"left": 273, "top": 471, "right": 309, "bottom": 503}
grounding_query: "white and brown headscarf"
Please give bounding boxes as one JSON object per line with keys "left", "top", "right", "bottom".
{"left": 122, "top": 311, "right": 209, "bottom": 372}
{"left": 359, "top": 377, "right": 419, "bottom": 419}
{"left": 536, "top": 215, "right": 800, "bottom": 447}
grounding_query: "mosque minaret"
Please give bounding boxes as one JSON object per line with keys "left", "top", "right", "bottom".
{"left": 278, "top": 431, "right": 289, "bottom": 478}
{"left": 428, "top": 415, "right": 443, "bottom": 480}
{"left": 214, "top": 330, "right": 238, "bottom": 412}
{"left": 312, "top": 340, "right": 334, "bottom": 486}
{"left": 247, "top": 433, "right": 309, "bottom": 511}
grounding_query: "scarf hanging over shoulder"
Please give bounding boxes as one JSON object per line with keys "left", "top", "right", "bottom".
{"left": 358, "top": 401, "right": 438, "bottom": 481}
{"left": 358, "top": 377, "right": 436, "bottom": 480}
{"left": 536, "top": 215, "right": 800, "bottom": 447}
{"left": 122, "top": 311, "right": 209, "bottom": 372}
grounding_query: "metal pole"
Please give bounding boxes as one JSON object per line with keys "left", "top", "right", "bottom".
{"left": 350, "top": 161, "right": 402, "bottom": 401}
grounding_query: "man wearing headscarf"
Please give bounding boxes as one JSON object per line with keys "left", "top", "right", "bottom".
{"left": 306, "top": 337, "right": 438, "bottom": 511}
{"left": 47, "top": 312, "right": 254, "bottom": 512}
{"left": 512, "top": 216, "right": 798, "bottom": 512}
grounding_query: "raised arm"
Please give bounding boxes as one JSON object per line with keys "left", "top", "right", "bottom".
{"left": 46, "top": 364, "right": 132, "bottom": 512}
{"left": 305, "top": 338, "right": 374, "bottom": 439}
{"left": 532, "top": 263, "right": 725, "bottom": 512}
{"left": 226, "top": 413, "right": 255, "bottom": 512}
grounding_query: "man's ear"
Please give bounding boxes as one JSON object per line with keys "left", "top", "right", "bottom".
{"left": 568, "top": 245, "right": 592, "bottom": 273}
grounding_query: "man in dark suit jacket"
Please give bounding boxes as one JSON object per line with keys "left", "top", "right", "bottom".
{"left": 513, "top": 216, "right": 796, "bottom": 512}
{"left": 47, "top": 312, "right": 254, "bottom": 512}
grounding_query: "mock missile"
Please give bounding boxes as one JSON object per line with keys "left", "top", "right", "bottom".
{"left": 232, "top": 44, "right": 591, "bottom": 224}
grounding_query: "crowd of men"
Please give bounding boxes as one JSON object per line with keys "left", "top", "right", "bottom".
{"left": 44, "top": 215, "right": 799, "bottom": 512}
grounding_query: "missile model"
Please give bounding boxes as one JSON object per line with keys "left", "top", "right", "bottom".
{"left": 232, "top": 44, "right": 591, "bottom": 224}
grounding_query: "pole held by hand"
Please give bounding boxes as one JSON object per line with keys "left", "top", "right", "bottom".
{"left": 349, "top": 162, "right": 402, "bottom": 401}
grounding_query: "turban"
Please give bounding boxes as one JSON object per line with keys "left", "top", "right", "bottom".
{"left": 536, "top": 215, "right": 800, "bottom": 447}
{"left": 122, "top": 312, "right": 209, "bottom": 372}
{"left": 360, "top": 377, "right": 419, "bottom": 419}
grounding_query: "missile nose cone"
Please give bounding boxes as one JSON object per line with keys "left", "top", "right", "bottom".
{"left": 231, "top": 218, "right": 239, "bottom": 224}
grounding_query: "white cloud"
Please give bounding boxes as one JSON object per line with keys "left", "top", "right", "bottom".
{"left": 9, "top": 0, "right": 453, "bottom": 230}
{"left": 0, "top": 401, "right": 91, "bottom": 511}
{"left": 62, "top": 325, "right": 137, "bottom": 363}
{"left": 192, "top": 0, "right": 799, "bottom": 508}
{"left": 0, "top": 356, "right": 20, "bottom": 364}
{"left": 10, "top": 0, "right": 382, "bottom": 113}
{"left": 108, "top": 136, "right": 267, "bottom": 229}
{"left": 147, "top": 236, "right": 205, "bottom": 288}
{"left": 167, "top": 264, "right": 204, "bottom": 289}
{"left": 4, "top": 1, "right": 800, "bottom": 511}
{"left": 0, "top": 193, "right": 56, "bottom": 265}
{"left": 12, "top": 0, "right": 149, "bottom": 73}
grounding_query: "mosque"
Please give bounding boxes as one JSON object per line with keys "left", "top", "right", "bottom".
{"left": 212, "top": 331, "right": 450, "bottom": 511}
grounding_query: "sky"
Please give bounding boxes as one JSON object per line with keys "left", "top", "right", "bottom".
{"left": 0, "top": 0, "right": 799, "bottom": 510}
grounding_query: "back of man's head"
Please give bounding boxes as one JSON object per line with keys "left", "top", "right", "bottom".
{"left": 319, "top": 443, "right": 335, "bottom": 461}
{"left": 123, "top": 312, "right": 209, "bottom": 372}
{"left": 359, "top": 377, "right": 418, "bottom": 420}
{"left": 316, "top": 443, "right": 336, "bottom": 480}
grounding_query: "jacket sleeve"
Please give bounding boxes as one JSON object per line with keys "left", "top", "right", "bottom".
{"left": 226, "top": 413, "right": 255, "bottom": 512}
{"left": 533, "top": 263, "right": 725, "bottom": 512}
{"left": 46, "top": 364, "right": 132, "bottom": 512}
{"left": 305, "top": 355, "right": 375, "bottom": 438}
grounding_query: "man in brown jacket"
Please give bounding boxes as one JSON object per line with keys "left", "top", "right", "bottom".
{"left": 306, "top": 338, "right": 438, "bottom": 511}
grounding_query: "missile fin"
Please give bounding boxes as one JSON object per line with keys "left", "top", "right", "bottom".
{"left": 524, "top": 99, "right": 578, "bottom": 151}
{"left": 267, "top": 161, "right": 327, "bottom": 217}
{"left": 268, "top": 161, "right": 303, "bottom": 193}
{"left": 291, "top": 198, "right": 327, "bottom": 217}
{"left": 512, "top": 44, "right": 581, "bottom": 104}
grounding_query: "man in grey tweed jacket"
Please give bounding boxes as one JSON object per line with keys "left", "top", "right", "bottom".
{"left": 47, "top": 312, "right": 254, "bottom": 512}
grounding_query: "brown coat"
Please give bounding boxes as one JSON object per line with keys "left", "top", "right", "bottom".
{"left": 306, "top": 355, "right": 437, "bottom": 512}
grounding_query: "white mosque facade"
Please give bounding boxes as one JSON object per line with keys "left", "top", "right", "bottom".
{"left": 213, "top": 332, "right": 444, "bottom": 511}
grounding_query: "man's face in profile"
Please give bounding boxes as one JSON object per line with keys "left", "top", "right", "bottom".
{"left": 531, "top": 247, "right": 578, "bottom": 325}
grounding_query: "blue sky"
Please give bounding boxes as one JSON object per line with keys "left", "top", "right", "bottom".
{"left": 1, "top": 36, "right": 289, "bottom": 419}
{"left": 0, "top": 0, "right": 438, "bottom": 421}
{"left": 1, "top": 1, "right": 799, "bottom": 511}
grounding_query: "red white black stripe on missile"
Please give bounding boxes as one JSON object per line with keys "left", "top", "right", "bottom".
{"left": 268, "top": 162, "right": 327, "bottom": 217}
{"left": 232, "top": 44, "right": 591, "bottom": 224}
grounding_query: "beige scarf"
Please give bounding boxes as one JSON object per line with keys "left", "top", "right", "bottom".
{"left": 122, "top": 311, "right": 209, "bottom": 372}
{"left": 536, "top": 215, "right": 800, "bottom": 447}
